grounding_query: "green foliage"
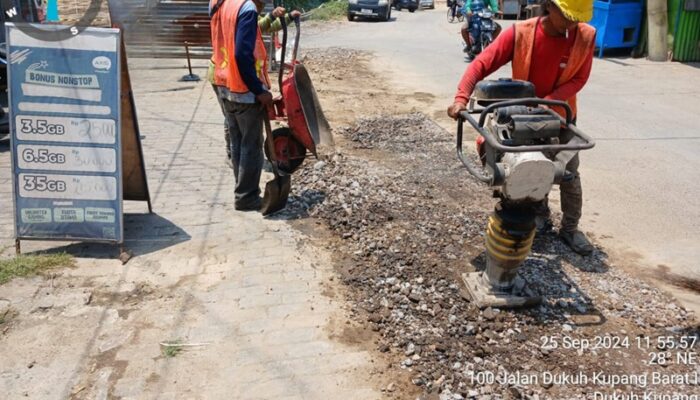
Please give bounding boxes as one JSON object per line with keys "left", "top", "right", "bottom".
{"left": 309, "top": 0, "right": 349, "bottom": 20}
{"left": 0, "top": 253, "right": 74, "bottom": 285}
{"left": 276, "top": 0, "right": 348, "bottom": 17}
{"left": 161, "top": 341, "right": 183, "bottom": 358}
{"left": 278, "top": 0, "right": 326, "bottom": 12}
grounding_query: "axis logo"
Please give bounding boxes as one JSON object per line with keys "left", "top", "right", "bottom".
{"left": 2, "top": 0, "right": 104, "bottom": 42}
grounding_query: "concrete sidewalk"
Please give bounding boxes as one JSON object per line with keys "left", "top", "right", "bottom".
{"left": 0, "top": 58, "right": 378, "bottom": 399}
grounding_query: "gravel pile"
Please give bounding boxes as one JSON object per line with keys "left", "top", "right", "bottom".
{"left": 279, "top": 111, "right": 698, "bottom": 399}
{"left": 302, "top": 47, "right": 368, "bottom": 83}
{"left": 337, "top": 113, "right": 450, "bottom": 151}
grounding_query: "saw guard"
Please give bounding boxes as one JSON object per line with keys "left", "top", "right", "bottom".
{"left": 270, "top": 17, "right": 333, "bottom": 161}
{"left": 281, "top": 63, "right": 334, "bottom": 158}
{"left": 264, "top": 127, "right": 307, "bottom": 174}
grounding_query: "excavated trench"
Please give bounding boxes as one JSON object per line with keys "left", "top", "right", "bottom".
{"left": 276, "top": 49, "right": 700, "bottom": 399}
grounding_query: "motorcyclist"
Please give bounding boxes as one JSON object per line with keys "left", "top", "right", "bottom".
{"left": 448, "top": 0, "right": 464, "bottom": 22}
{"left": 461, "top": 0, "right": 501, "bottom": 57}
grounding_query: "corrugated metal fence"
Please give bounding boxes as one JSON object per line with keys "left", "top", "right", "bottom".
{"left": 109, "top": 0, "right": 213, "bottom": 59}
{"left": 669, "top": 0, "right": 700, "bottom": 62}
{"left": 110, "top": 0, "right": 276, "bottom": 60}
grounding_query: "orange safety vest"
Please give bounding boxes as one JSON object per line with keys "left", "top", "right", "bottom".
{"left": 512, "top": 17, "right": 595, "bottom": 119}
{"left": 210, "top": 0, "right": 271, "bottom": 94}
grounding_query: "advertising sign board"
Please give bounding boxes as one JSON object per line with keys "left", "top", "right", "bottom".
{"left": 7, "top": 24, "right": 123, "bottom": 243}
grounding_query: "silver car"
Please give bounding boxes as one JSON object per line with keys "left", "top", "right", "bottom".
{"left": 419, "top": 0, "right": 435, "bottom": 8}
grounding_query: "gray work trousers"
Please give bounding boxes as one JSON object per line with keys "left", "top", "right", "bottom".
{"left": 537, "top": 126, "right": 583, "bottom": 232}
{"left": 214, "top": 87, "right": 265, "bottom": 208}
{"left": 559, "top": 153, "right": 583, "bottom": 232}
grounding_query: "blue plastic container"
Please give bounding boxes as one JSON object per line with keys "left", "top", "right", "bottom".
{"left": 589, "top": 0, "right": 644, "bottom": 57}
{"left": 47, "top": 0, "right": 59, "bottom": 22}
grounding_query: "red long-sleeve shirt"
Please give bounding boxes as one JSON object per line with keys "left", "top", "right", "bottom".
{"left": 455, "top": 22, "right": 594, "bottom": 112}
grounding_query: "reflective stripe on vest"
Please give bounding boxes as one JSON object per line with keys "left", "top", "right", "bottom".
{"left": 210, "top": 0, "right": 271, "bottom": 94}
{"left": 512, "top": 17, "right": 595, "bottom": 119}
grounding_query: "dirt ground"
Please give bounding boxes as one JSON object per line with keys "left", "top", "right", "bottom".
{"left": 2, "top": 4, "right": 699, "bottom": 398}
{"left": 282, "top": 47, "right": 700, "bottom": 399}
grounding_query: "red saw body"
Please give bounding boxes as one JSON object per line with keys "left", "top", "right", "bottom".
{"left": 267, "top": 18, "right": 333, "bottom": 173}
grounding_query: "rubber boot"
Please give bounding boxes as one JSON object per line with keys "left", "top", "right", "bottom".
{"left": 559, "top": 230, "right": 594, "bottom": 256}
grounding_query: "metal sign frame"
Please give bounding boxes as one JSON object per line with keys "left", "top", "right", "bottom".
{"left": 7, "top": 23, "right": 124, "bottom": 249}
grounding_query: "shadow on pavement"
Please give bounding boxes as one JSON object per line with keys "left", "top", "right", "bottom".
{"left": 123, "top": 212, "right": 191, "bottom": 256}
{"left": 0, "top": 138, "right": 9, "bottom": 152}
{"left": 351, "top": 16, "right": 398, "bottom": 23}
{"left": 681, "top": 62, "right": 700, "bottom": 70}
{"left": 29, "top": 213, "right": 190, "bottom": 259}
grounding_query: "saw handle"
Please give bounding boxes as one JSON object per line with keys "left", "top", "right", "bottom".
{"left": 292, "top": 15, "right": 301, "bottom": 64}
{"left": 278, "top": 15, "right": 287, "bottom": 94}
{"left": 277, "top": 13, "right": 302, "bottom": 94}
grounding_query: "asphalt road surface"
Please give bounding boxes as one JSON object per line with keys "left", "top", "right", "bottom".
{"left": 305, "top": 9, "right": 700, "bottom": 309}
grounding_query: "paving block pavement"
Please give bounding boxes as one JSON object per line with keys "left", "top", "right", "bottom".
{"left": 0, "top": 58, "right": 379, "bottom": 399}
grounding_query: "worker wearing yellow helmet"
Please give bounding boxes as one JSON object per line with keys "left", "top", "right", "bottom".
{"left": 449, "top": 0, "right": 597, "bottom": 255}
{"left": 548, "top": 0, "right": 594, "bottom": 23}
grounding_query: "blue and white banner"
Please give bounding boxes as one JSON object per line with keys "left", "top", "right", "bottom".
{"left": 7, "top": 24, "right": 123, "bottom": 243}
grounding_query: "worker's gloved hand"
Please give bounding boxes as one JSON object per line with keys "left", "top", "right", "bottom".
{"left": 290, "top": 10, "right": 302, "bottom": 19}
{"left": 448, "top": 102, "right": 467, "bottom": 120}
{"left": 272, "top": 7, "right": 286, "bottom": 18}
{"left": 257, "top": 92, "right": 274, "bottom": 108}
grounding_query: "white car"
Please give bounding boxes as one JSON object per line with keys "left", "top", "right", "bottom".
{"left": 419, "top": 0, "right": 435, "bottom": 8}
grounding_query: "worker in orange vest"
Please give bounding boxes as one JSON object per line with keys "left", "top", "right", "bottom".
{"left": 448, "top": 0, "right": 596, "bottom": 255}
{"left": 209, "top": 0, "right": 299, "bottom": 211}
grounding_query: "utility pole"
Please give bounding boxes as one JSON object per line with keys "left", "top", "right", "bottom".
{"left": 647, "top": 0, "right": 668, "bottom": 61}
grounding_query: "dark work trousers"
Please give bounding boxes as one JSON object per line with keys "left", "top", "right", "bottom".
{"left": 224, "top": 119, "right": 232, "bottom": 161}
{"left": 215, "top": 88, "right": 265, "bottom": 208}
{"left": 212, "top": 84, "right": 233, "bottom": 161}
{"left": 536, "top": 121, "right": 583, "bottom": 233}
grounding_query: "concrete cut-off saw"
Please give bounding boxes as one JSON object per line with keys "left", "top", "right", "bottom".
{"left": 262, "top": 16, "right": 334, "bottom": 216}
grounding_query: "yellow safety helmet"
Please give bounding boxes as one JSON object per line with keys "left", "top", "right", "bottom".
{"left": 551, "top": 0, "right": 593, "bottom": 22}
